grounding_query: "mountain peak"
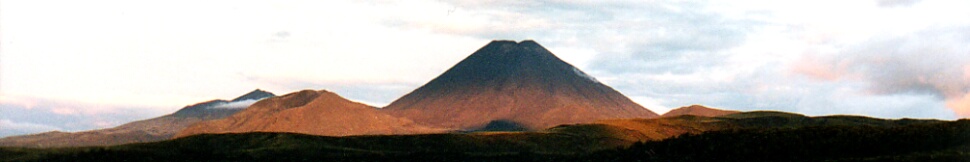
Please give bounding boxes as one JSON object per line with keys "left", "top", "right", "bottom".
{"left": 477, "top": 39, "right": 552, "bottom": 57}
{"left": 231, "top": 89, "right": 276, "bottom": 102}
{"left": 384, "top": 40, "right": 658, "bottom": 130}
{"left": 423, "top": 40, "right": 577, "bottom": 89}
{"left": 172, "top": 89, "right": 277, "bottom": 118}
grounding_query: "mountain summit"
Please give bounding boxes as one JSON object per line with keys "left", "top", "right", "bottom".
{"left": 383, "top": 40, "right": 659, "bottom": 130}
{"left": 172, "top": 89, "right": 276, "bottom": 118}
{"left": 231, "top": 89, "right": 276, "bottom": 102}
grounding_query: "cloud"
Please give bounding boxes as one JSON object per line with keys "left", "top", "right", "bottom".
{"left": 0, "top": 95, "right": 161, "bottom": 136}
{"left": 388, "top": 0, "right": 759, "bottom": 75}
{"left": 0, "top": 119, "right": 63, "bottom": 137}
{"left": 210, "top": 99, "right": 261, "bottom": 109}
{"left": 877, "top": 0, "right": 922, "bottom": 7}
{"left": 964, "top": 65, "right": 970, "bottom": 81}
{"left": 792, "top": 27, "right": 970, "bottom": 117}
{"left": 372, "top": 0, "right": 968, "bottom": 119}
{"left": 946, "top": 93, "right": 970, "bottom": 118}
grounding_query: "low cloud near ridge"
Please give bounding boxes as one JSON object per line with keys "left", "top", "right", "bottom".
{"left": 210, "top": 99, "right": 262, "bottom": 109}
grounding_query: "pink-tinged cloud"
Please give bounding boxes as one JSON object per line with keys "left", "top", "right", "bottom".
{"left": 964, "top": 65, "right": 970, "bottom": 82}
{"left": 50, "top": 107, "right": 79, "bottom": 115}
{"left": 791, "top": 28, "right": 970, "bottom": 118}
{"left": 791, "top": 55, "right": 850, "bottom": 81}
{"left": 945, "top": 93, "right": 970, "bottom": 118}
{"left": 952, "top": 65, "right": 970, "bottom": 118}
{"left": 0, "top": 95, "right": 38, "bottom": 110}
{"left": 0, "top": 95, "right": 157, "bottom": 115}
{"left": 941, "top": 64, "right": 970, "bottom": 118}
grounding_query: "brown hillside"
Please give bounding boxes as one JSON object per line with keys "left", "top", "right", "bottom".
{"left": 661, "top": 105, "right": 741, "bottom": 118}
{"left": 176, "top": 90, "right": 444, "bottom": 138}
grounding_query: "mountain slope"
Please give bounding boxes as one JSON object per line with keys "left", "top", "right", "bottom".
{"left": 175, "top": 90, "right": 444, "bottom": 138}
{"left": 383, "top": 40, "right": 658, "bottom": 130}
{"left": 660, "top": 105, "right": 741, "bottom": 117}
{"left": 0, "top": 89, "right": 275, "bottom": 148}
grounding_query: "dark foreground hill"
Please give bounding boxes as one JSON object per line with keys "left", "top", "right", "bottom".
{"left": 2, "top": 112, "right": 966, "bottom": 161}
{"left": 590, "top": 119, "right": 970, "bottom": 162}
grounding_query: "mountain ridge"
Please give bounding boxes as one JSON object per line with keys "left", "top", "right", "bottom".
{"left": 175, "top": 89, "right": 445, "bottom": 138}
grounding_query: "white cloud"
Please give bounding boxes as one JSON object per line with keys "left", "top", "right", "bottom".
{"left": 210, "top": 99, "right": 260, "bottom": 109}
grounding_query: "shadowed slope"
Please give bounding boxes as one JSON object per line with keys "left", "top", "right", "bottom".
{"left": 383, "top": 40, "right": 658, "bottom": 130}
{"left": 176, "top": 90, "right": 444, "bottom": 138}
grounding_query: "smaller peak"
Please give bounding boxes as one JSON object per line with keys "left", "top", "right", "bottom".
{"left": 231, "top": 89, "right": 276, "bottom": 102}
{"left": 685, "top": 105, "right": 711, "bottom": 109}
{"left": 662, "top": 104, "right": 740, "bottom": 117}
{"left": 286, "top": 89, "right": 322, "bottom": 97}
{"left": 278, "top": 89, "right": 341, "bottom": 101}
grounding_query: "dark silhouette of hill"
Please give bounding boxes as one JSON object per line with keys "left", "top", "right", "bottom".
{"left": 175, "top": 90, "right": 445, "bottom": 138}
{"left": 383, "top": 40, "right": 658, "bottom": 130}
{"left": 4, "top": 111, "right": 963, "bottom": 161}
{"left": 660, "top": 105, "right": 740, "bottom": 117}
{"left": 0, "top": 89, "right": 275, "bottom": 148}
{"left": 587, "top": 119, "right": 970, "bottom": 162}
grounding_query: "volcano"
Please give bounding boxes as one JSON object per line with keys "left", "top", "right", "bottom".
{"left": 175, "top": 90, "right": 444, "bottom": 138}
{"left": 382, "top": 40, "right": 659, "bottom": 130}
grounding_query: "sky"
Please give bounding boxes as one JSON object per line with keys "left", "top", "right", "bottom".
{"left": 1, "top": 0, "right": 969, "bottom": 137}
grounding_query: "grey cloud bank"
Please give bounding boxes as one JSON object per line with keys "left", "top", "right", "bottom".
{"left": 384, "top": 0, "right": 969, "bottom": 119}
